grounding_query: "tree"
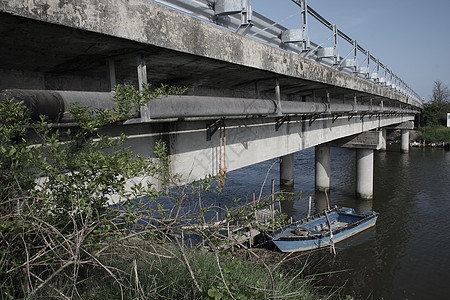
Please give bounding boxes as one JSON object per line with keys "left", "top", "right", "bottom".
{"left": 421, "top": 80, "right": 450, "bottom": 127}
{"left": 1, "top": 85, "right": 304, "bottom": 299}
{"left": 0, "top": 84, "right": 188, "bottom": 298}
{"left": 431, "top": 80, "right": 449, "bottom": 104}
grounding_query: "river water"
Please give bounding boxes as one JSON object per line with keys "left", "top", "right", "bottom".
{"left": 214, "top": 146, "right": 450, "bottom": 299}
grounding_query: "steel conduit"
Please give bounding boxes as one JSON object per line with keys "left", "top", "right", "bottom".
{"left": 0, "top": 89, "right": 416, "bottom": 122}
{"left": 148, "top": 95, "right": 278, "bottom": 118}
{"left": 0, "top": 89, "right": 116, "bottom": 122}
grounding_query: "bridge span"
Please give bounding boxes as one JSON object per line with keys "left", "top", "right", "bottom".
{"left": 0, "top": 0, "right": 421, "bottom": 199}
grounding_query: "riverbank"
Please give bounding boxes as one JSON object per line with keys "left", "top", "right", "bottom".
{"left": 76, "top": 237, "right": 322, "bottom": 300}
{"left": 388, "top": 127, "right": 450, "bottom": 148}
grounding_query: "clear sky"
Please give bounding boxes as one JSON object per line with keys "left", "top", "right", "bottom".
{"left": 251, "top": 0, "right": 450, "bottom": 102}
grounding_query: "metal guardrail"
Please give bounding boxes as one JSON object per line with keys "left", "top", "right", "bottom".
{"left": 150, "top": 0, "right": 422, "bottom": 106}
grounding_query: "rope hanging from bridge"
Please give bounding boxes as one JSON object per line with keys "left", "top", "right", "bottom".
{"left": 218, "top": 119, "right": 227, "bottom": 186}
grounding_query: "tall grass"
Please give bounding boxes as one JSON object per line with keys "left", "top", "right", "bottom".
{"left": 79, "top": 241, "right": 318, "bottom": 300}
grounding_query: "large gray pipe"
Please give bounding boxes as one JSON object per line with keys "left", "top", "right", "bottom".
{"left": 0, "top": 89, "right": 417, "bottom": 122}
{"left": 0, "top": 89, "right": 115, "bottom": 122}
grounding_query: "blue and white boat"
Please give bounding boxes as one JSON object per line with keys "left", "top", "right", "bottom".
{"left": 271, "top": 207, "right": 378, "bottom": 253}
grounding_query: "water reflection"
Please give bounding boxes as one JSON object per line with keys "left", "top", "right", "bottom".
{"left": 218, "top": 146, "right": 450, "bottom": 298}
{"left": 354, "top": 199, "right": 373, "bottom": 213}
{"left": 314, "top": 191, "right": 329, "bottom": 212}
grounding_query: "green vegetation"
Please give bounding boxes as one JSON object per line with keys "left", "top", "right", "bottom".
{"left": 0, "top": 85, "right": 317, "bottom": 299}
{"left": 418, "top": 126, "right": 450, "bottom": 142}
{"left": 81, "top": 245, "right": 316, "bottom": 299}
{"left": 420, "top": 80, "right": 450, "bottom": 128}
{"left": 417, "top": 80, "right": 450, "bottom": 143}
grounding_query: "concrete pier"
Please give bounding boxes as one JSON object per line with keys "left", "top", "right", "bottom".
{"left": 356, "top": 148, "right": 374, "bottom": 199}
{"left": 280, "top": 153, "right": 294, "bottom": 187}
{"left": 315, "top": 146, "right": 331, "bottom": 191}
{"left": 381, "top": 129, "right": 387, "bottom": 151}
{"left": 401, "top": 130, "right": 410, "bottom": 153}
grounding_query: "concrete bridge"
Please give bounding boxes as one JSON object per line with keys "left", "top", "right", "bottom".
{"left": 0, "top": 0, "right": 420, "bottom": 199}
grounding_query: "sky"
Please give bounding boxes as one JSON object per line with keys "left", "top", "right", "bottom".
{"left": 251, "top": 0, "right": 450, "bottom": 102}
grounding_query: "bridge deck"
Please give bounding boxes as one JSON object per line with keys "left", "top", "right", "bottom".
{"left": 1, "top": 0, "right": 418, "bottom": 108}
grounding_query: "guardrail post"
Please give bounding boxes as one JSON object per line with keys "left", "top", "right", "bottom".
{"left": 365, "top": 51, "right": 370, "bottom": 78}
{"left": 332, "top": 24, "right": 339, "bottom": 66}
{"left": 300, "top": 0, "right": 310, "bottom": 51}
{"left": 352, "top": 40, "right": 358, "bottom": 73}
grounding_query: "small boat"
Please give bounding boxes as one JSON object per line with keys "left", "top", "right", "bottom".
{"left": 271, "top": 207, "right": 378, "bottom": 253}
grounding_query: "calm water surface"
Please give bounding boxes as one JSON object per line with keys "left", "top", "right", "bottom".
{"left": 215, "top": 146, "right": 450, "bottom": 299}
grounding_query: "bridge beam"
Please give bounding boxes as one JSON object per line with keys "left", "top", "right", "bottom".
{"left": 326, "top": 130, "right": 383, "bottom": 150}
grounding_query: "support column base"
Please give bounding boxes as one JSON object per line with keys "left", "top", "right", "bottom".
{"left": 280, "top": 179, "right": 294, "bottom": 187}
{"left": 315, "top": 186, "right": 329, "bottom": 192}
{"left": 280, "top": 153, "right": 294, "bottom": 188}
{"left": 401, "top": 129, "right": 410, "bottom": 153}
{"left": 315, "top": 146, "right": 331, "bottom": 192}
{"left": 356, "top": 148, "right": 374, "bottom": 199}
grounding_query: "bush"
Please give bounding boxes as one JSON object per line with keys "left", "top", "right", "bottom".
{"left": 0, "top": 84, "right": 186, "bottom": 298}
{"left": 0, "top": 85, "right": 317, "bottom": 299}
{"left": 418, "top": 126, "right": 450, "bottom": 142}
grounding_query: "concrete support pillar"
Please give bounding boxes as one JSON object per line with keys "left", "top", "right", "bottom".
{"left": 280, "top": 153, "right": 294, "bottom": 187}
{"left": 315, "top": 145, "right": 330, "bottom": 191}
{"left": 356, "top": 148, "right": 374, "bottom": 199}
{"left": 380, "top": 128, "right": 387, "bottom": 151}
{"left": 401, "top": 129, "right": 409, "bottom": 153}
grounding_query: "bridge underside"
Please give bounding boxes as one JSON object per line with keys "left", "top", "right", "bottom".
{"left": 1, "top": 0, "right": 419, "bottom": 186}
{"left": 109, "top": 114, "right": 414, "bottom": 183}
{"left": 0, "top": 0, "right": 420, "bottom": 105}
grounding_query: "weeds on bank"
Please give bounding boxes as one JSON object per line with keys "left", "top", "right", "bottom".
{"left": 0, "top": 84, "right": 317, "bottom": 299}
{"left": 80, "top": 244, "right": 316, "bottom": 300}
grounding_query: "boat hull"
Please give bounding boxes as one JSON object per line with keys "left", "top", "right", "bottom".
{"left": 272, "top": 208, "right": 378, "bottom": 253}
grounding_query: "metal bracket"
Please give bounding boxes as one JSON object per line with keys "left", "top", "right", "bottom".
{"left": 215, "top": 0, "right": 253, "bottom": 36}
{"left": 276, "top": 116, "right": 289, "bottom": 131}
{"left": 309, "top": 114, "right": 320, "bottom": 126}
{"left": 332, "top": 113, "right": 343, "bottom": 123}
{"left": 348, "top": 113, "right": 356, "bottom": 121}
{"left": 360, "top": 113, "right": 367, "bottom": 120}
{"left": 206, "top": 119, "right": 223, "bottom": 141}
{"left": 236, "top": 24, "right": 253, "bottom": 35}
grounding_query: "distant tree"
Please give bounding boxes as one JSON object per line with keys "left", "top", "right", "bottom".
{"left": 421, "top": 80, "right": 450, "bottom": 126}
{"left": 431, "top": 80, "right": 449, "bottom": 104}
